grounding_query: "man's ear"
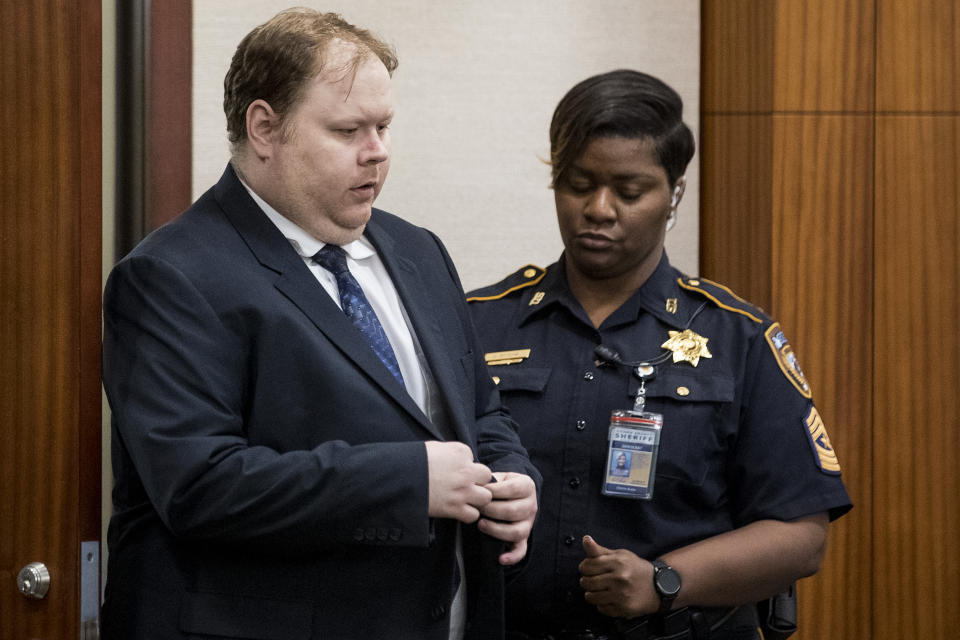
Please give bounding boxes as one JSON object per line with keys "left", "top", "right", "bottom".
{"left": 246, "top": 99, "right": 279, "bottom": 160}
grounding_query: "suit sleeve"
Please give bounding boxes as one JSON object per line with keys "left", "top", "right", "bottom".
{"left": 103, "top": 253, "right": 432, "bottom": 551}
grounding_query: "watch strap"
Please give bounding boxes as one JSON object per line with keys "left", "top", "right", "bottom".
{"left": 651, "top": 558, "right": 681, "bottom": 616}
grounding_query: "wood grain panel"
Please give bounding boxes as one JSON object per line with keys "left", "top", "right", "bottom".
{"left": 773, "top": 0, "right": 875, "bottom": 112}
{"left": 771, "top": 115, "right": 874, "bottom": 639}
{"left": 0, "top": 0, "right": 100, "bottom": 636}
{"left": 699, "top": 115, "right": 773, "bottom": 311}
{"left": 146, "top": 0, "right": 193, "bottom": 230}
{"left": 701, "top": 0, "right": 774, "bottom": 113}
{"left": 877, "top": 0, "right": 960, "bottom": 111}
{"left": 874, "top": 115, "right": 960, "bottom": 637}
{"left": 78, "top": 0, "right": 103, "bottom": 545}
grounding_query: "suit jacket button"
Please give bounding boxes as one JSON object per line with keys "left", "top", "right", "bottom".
{"left": 353, "top": 528, "right": 365, "bottom": 541}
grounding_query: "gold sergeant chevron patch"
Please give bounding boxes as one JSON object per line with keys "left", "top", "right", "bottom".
{"left": 805, "top": 407, "right": 842, "bottom": 475}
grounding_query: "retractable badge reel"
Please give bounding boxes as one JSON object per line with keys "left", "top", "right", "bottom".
{"left": 602, "top": 363, "right": 663, "bottom": 500}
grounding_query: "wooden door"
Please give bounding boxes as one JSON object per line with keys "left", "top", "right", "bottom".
{"left": 0, "top": 0, "right": 102, "bottom": 637}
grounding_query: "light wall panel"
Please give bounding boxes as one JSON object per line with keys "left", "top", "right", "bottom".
{"left": 191, "top": 1, "right": 702, "bottom": 290}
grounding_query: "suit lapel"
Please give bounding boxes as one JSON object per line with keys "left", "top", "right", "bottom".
{"left": 366, "top": 218, "right": 472, "bottom": 444}
{"left": 213, "top": 166, "right": 439, "bottom": 438}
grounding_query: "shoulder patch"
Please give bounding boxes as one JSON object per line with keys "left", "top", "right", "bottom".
{"left": 466, "top": 265, "right": 545, "bottom": 302}
{"left": 677, "top": 277, "right": 765, "bottom": 323}
{"left": 764, "top": 322, "right": 812, "bottom": 398}
{"left": 804, "top": 407, "right": 842, "bottom": 475}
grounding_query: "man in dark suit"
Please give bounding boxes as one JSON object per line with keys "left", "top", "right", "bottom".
{"left": 101, "top": 9, "right": 539, "bottom": 640}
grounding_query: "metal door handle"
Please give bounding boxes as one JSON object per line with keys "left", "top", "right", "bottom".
{"left": 17, "top": 562, "right": 50, "bottom": 599}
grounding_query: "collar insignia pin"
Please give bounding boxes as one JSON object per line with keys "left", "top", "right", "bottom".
{"left": 661, "top": 329, "right": 712, "bottom": 367}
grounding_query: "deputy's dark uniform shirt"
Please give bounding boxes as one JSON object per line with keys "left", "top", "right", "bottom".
{"left": 467, "top": 254, "right": 852, "bottom": 633}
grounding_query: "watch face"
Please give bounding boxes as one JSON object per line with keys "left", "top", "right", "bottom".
{"left": 656, "top": 567, "right": 682, "bottom": 596}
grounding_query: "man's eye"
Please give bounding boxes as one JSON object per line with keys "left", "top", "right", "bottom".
{"left": 618, "top": 191, "right": 642, "bottom": 202}
{"left": 568, "top": 181, "right": 592, "bottom": 193}
{"left": 377, "top": 124, "right": 390, "bottom": 132}
{"left": 338, "top": 128, "right": 357, "bottom": 135}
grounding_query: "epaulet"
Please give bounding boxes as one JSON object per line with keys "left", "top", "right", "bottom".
{"left": 677, "top": 276, "right": 767, "bottom": 324}
{"left": 466, "top": 265, "right": 546, "bottom": 302}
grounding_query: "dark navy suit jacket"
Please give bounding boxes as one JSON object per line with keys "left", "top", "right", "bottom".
{"left": 101, "top": 165, "right": 539, "bottom": 640}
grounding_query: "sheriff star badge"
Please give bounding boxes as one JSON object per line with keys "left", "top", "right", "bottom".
{"left": 661, "top": 329, "right": 712, "bottom": 366}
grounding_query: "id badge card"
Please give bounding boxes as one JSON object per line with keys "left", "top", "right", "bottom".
{"left": 602, "top": 410, "right": 663, "bottom": 500}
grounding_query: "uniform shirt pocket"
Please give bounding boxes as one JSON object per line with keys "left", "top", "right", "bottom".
{"left": 489, "top": 367, "right": 552, "bottom": 393}
{"left": 642, "top": 369, "right": 735, "bottom": 487}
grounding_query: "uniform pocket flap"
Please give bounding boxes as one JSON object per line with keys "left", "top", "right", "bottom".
{"left": 645, "top": 369, "right": 734, "bottom": 403}
{"left": 180, "top": 591, "right": 312, "bottom": 640}
{"left": 490, "top": 367, "right": 551, "bottom": 393}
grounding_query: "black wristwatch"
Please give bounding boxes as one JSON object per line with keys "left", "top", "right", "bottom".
{"left": 651, "top": 559, "right": 682, "bottom": 615}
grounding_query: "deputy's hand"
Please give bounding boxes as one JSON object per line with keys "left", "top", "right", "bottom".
{"left": 579, "top": 535, "right": 657, "bottom": 618}
{"left": 478, "top": 472, "right": 538, "bottom": 566}
{"left": 425, "top": 441, "right": 493, "bottom": 523}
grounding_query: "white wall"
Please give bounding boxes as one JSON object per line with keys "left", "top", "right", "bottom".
{"left": 192, "top": 0, "right": 701, "bottom": 290}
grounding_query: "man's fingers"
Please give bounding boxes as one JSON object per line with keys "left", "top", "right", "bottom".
{"left": 426, "top": 441, "right": 494, "bottom": 521}
{"left": 467, "top": 462, "right": 494, "bottom": 486}
{"left": 477, "top": 516, "right": 532, "bottom": 542}
{"left": 486, "top": 472, "right": 535, "bottom": 499}
{"left": 497, "top": 538, "right": 528, "bottom": 566}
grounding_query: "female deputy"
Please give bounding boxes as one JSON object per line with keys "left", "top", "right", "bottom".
{"left": 467, "top": 70, "right": 851, "bottom": 639}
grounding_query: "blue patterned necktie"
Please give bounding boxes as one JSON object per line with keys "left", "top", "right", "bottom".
{"left": 312, "top": 245, "right": 405, "bottom": 388}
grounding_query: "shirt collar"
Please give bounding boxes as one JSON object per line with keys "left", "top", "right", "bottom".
{"left": 517, "top": 252, "right": 691, "bottom": 330}
{"left": 239, "top": 177, "right": 376, "bottom": 261}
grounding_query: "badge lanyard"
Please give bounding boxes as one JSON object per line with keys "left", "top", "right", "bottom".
{"left": 602, "top": 368, "right": 663, "bottom": 500}
{"left": 600, "top": 302, "right": 708, "bottom": 501}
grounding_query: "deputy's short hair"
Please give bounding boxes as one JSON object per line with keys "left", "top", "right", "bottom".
{"left": 549, "top": 69, "right": 695, "bottom": 188}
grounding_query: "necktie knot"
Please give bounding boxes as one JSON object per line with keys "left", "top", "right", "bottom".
{"left": 312, "top": 244, "right": 350, "bottom": 276}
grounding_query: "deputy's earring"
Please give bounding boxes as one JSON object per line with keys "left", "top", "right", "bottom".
{"left": 666, "top": 178, "right": 685, "bottom": 232}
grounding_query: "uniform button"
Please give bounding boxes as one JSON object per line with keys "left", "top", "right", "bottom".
{"left": 569, "top": 476, "right": 581, "bottom": 488}
{"left": 564, "top": 535, "right": 576, "bottom": 546}
{"left": 583, "top": 371, "right": 595, "bottom": 381}
{"left": 576, "top": 419, "right": 586, "bottom": 431}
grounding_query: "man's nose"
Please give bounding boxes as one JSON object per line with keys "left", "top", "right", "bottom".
{"left": 360, "top": 130, "right": 389, "bottom": 164}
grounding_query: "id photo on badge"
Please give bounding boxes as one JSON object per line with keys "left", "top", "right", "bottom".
{"left": 610, "top": 450, "right": 632, "bottom": 476}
